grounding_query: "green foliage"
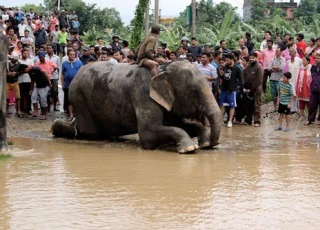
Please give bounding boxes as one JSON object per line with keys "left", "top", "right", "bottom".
{"left": 130, "top": 0, "right": 148, "bottom": 49}
{"left": 0, "top": 153, "right": 12, "bottom": 161}
{"left": 196, "top": 0, "right": 241, "bottom": 30}
{"left": 41, "top": 0, "right": 124, "bottom": 36}
{"left": 270, "top": 7, "right": 287, "bottom": 18}
{"left": 19, "top": 4, "right": 45, "bottom": 14}
{"left": 7, "top": 140, "right": 14, "bottom": 145}
{"left": 294, "top": 0, "right": 318, "bottom": 25}
{"left": 250, "top": 0, "right": 267, "bottom": 22}
{"left": 262, "top": 84, "right": 273, "bottom": 104}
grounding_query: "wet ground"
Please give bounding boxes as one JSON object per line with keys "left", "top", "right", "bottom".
{"left": 1, "top": 107, "right": 320, "bottom": 229}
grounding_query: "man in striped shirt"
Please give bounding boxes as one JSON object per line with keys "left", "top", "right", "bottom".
{"left": 197, "top": 52, "right": 218, "bottom": 98}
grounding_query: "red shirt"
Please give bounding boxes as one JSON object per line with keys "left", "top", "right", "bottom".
{"left": 35, "top": 60, "right": 57, "bottom": 79}
{"left": 296, "top": 41, "right": 307, "bottom": 59}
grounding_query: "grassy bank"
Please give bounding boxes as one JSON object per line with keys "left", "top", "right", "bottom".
{"left": 0, "top": 153, "right": 12, "bottom": 161}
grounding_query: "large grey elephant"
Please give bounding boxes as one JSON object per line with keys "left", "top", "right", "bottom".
{"left": 0, "top": 33, "right": 8, "bottom": 150}
{"left": 52, "top": 60, "right": 222, "bottom": 153}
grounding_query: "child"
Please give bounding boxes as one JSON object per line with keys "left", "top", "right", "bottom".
{"left": 275, "top": 72, "right": 294, "bottom": 132}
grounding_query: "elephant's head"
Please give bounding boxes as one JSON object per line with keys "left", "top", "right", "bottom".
{"left": 149, "top": 60, "right": 221, "bottom": 147}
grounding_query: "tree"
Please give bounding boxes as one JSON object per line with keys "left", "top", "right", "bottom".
{"left": 250, "top": 0, "right": 267, "bottom": 22}
{"left": 19, "top": 3, "right": 45, "bottom": 14}
{"left": 196, "top": 0, "right": 240, "bottom": 29}
{"left": 130, "top": 0, "right": 148, "bottom": 49}
{"left": 270, "top": 7, "right": 286, "bottom": 18}
{"left": 43, "top": 0, "right": 124, "bottom": 35}
{"left": 294, "top": 0, "right": 318, "bottom": 25}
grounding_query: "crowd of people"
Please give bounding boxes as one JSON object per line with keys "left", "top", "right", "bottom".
{"left": 1, "top": 6, "right": 320, "bottom": 131}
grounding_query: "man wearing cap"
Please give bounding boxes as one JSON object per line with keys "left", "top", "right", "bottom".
{"left": 6, "top": 54, "right": 24, "bottom": 117}
{"left": 110, "top": 35, "right": 121, "bottom": 52}
{"left": 59, "top": 10, "right": 68, "bottom": 30}
{"left": 136, "top": 25, "right": 161, "bottom": 76}
{"left": 80, "top": 46, "right": 91, "bottom": 65}
{"left": 35, "top": 51, "right": 57, "bottom": 83}
{"left": 29, "top": 66, "right": 51, "bottom": 120}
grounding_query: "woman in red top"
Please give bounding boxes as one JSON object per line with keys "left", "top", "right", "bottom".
{"left": 296, "top": 56, "right": 312, "bottom": 116}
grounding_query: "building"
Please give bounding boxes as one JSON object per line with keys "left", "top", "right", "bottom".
{"left": 243, "top": 0, "right": 298, "bottom": 21}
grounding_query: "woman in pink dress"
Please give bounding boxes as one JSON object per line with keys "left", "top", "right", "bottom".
{"left": 296, "top": 56, "right": 312, "bottom": 117}
{"left": 49, "top": 14, "right": 58, "bottom": 32}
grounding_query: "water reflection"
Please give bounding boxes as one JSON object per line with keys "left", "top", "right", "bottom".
{"left": 0, "top": 126, "right": 320, "bottom": 229}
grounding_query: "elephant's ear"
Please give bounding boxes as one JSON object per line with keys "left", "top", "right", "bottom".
{"left": 150, "top": 72, "right": 175, "bottom": 111}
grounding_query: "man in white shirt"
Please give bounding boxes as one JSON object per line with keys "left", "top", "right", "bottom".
{"left": 260, "top": 31, "right": 276, "bottom": 52}
{"left": 18, "top": 19, "right": 27, "bottom": 38}
{"left": 18, "top": 49, "right": 34, "bottom": 114}
{"left": 21, "top": 30, "right": 34, "bottom": 57}
{"left": 287, "top": 47, "right": 302, "bottom": 113}
{"left": 100, "top": 51, "right": 118, "bottom": 64}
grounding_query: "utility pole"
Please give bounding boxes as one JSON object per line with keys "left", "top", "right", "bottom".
{"left": 155, "top": 0, "right": 159, "bottom": 25}
{"left": 191, "top": 0, "right": 196, "bottom": 37}
{"left": 58, "top": 0, "right": 61, "bottom": 11}
{"left": 145, "top": 0, "right": 150, "bottom": 36}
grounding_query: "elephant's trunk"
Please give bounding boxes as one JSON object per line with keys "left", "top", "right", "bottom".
{"left": 200, "top": 86, "right": 221, "bottom": 147}
{"left": 51, "top": 119, "right": 76, "bottom": 139}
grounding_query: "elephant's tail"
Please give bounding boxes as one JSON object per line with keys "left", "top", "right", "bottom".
{"left": 51, "top": 118, "right": 76, "bottom": 139}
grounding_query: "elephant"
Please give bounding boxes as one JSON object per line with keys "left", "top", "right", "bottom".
{"left": 0, "top": 33, "right": 8, "bottom": 150}
{"left": 52, "top": 60, "right": 222, "bottom": 153}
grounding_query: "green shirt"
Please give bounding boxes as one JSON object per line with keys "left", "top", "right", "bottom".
{"left": 57, "top": 32, "right": 68, "bottom": 44}
{"left": 278, "top": 81, "right": 294, "bottom": 105}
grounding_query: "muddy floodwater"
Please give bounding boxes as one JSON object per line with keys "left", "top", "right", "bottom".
{"left": 1, "top": 118, "right": 320, "bottom": 229}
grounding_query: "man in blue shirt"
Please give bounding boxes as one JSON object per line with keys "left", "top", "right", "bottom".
{"left": 61, "top": 49, "right": 83, "bottom": 119}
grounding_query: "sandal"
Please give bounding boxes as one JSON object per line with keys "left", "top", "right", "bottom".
{"left": 274, "top": 125, "right": 282, "bottom": 131}
{"left": 29, "top": 114, "right": 39, "bottom": 119}
{"left": 39, "top": 116, "right": 47, "bottom": 120}
{"left": 17, "top": 113, "right": 24, "bottom": 118}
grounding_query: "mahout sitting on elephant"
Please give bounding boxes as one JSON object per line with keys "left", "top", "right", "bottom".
{"left": 52, "top": 60, "right": 221, "bottom": 153}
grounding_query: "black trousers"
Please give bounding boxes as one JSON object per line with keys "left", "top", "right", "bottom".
{"left": 19, "top": 83, "right": 31, "bottom": 113}
{"left": 308, "top": 93, "right": 320, "bottom": 122}
{"left": 235, "top": 92, "right": 246, "bottom": 122}
{"left": 63, "top": 88, "right": 70, "bottom": 114}
{"left": 263, "top": 69, "right": 271, "bottom": 93}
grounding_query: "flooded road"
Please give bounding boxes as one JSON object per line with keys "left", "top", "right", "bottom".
{"left": 1, "top": 121, "right": 320, "bottom": 229}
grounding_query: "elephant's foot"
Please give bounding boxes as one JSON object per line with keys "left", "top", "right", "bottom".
{"left": 198, "top": 134, "right": 211, "bottom": 149}
{"left": 177, "top": 139, "right": 199, "bottom": 154}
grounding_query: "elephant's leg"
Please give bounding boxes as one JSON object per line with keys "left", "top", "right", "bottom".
{"left": 138, "top": 120, "right": 199, "bottom": 153}
{"left": 73, "top": 98, "right": 100, "bottom": 139}
{"left": 180, "top": 119, "right": 211, "bottom": 149}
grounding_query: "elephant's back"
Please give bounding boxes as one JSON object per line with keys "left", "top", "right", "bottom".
{"left": 69, "top": 62, "right": 145, "bottom": 137}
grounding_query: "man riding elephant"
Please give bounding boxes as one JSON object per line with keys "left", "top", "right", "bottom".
{"left": 0, "top": 33, "right": 8, "bottom": 149}
{"left": 136, "top": 25, "right": 161, "bottom": 77}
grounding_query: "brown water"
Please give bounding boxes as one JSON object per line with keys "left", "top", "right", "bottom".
{"left": 1, "top": 122, "right": 320, "bottom": 229}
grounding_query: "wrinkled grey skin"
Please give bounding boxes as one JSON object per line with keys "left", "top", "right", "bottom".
{"left": 52, "top": 60, "right": 221, "bottom": 153}
{"left": 0, "top": 33, "right": 8, "bottom": 150}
